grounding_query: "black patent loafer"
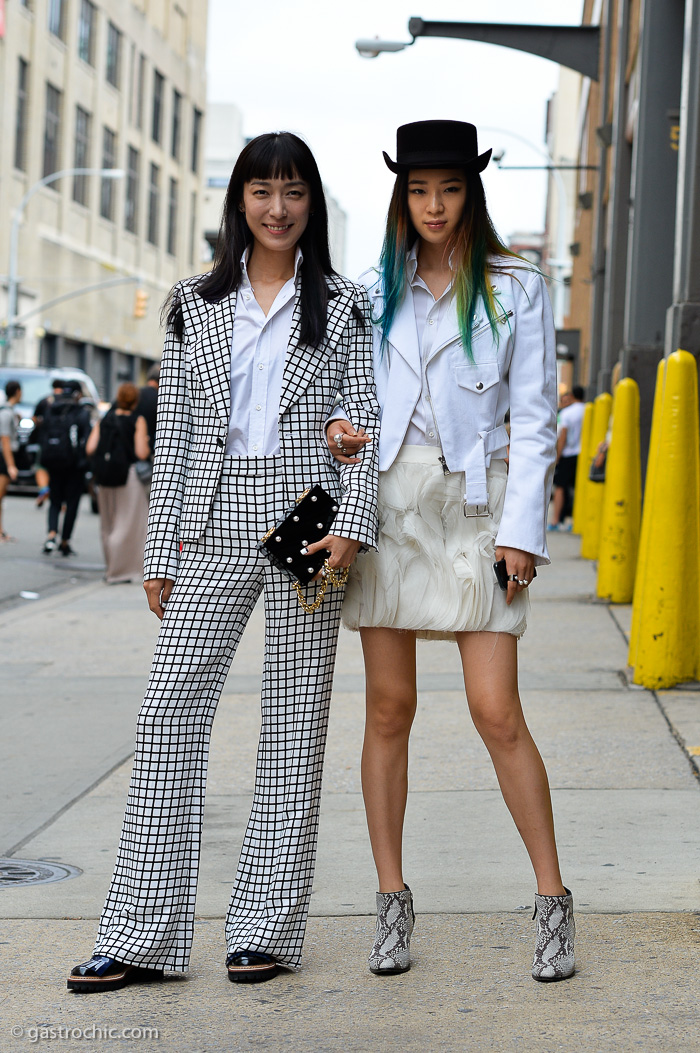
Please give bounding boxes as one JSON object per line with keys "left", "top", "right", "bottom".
{"left": 226, "top": 951, "right": 279, "bottom": 984}
{"left": 67, "top": 956, "right": 164, "bottom": 993}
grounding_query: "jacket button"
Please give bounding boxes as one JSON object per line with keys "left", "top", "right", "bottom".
{"left": 216, "top": 437, "right": 225, "bottom": 447}
{"left": 476, "top": 382, "right": 484, "bottom": 391}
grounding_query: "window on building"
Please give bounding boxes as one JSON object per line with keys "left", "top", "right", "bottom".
{"left": 48, "top": 0, "right": 64, "bottom": 39}
{"left": 125, "top": 145, "right": 140, "bottom": 233}
{"left": 15, "top": 59, "right": 29, "bottom": 172}
{"left": 106, "top": 22, "right": 122, "bottom": 88}
{"left": 136, "top": 54, "right": 146, "bottom": 130}
{"left": 152, "top": 70, "right": 164, "bottom": 144}
{"left": 73, "top": 106, "right": 92, "bottom": 205}
{"left": 43, "top": 83, "right": 62, "bottom": 179}
{"left": 100, "top": 127, "right": 117, "bottom": 220}
{"left": 78, "top": 0, "right": 96, "bottom": 65}
{"left": 171, "top": 89, "right": 182, "bottom": 161}
{"left": 191, "top": 107, "right": 202, "bottom": 174}
{"left": 147, "top": 163, "right": 160, "bottom": 245}
{"left": 167, "top": 178, "right": 178, "bottom": 256}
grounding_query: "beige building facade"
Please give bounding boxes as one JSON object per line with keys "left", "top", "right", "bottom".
{"left": 0, "top": 0, "right": 208, "bottom": 397}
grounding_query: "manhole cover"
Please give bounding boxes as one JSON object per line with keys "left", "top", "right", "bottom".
{"left": 0, "top": 858, "right": 82, "bottom": 887}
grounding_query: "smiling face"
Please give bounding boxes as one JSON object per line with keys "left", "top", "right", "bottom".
{"left": 241, "top": 175, "right": 311, "bottom": 255}
{"left": 407, "top": 168, "right": 467, "bottom": 247}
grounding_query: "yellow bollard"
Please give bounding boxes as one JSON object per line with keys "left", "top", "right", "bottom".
{"left": 632, "top": 351, "right": 700, "bottom": 688}
{"left": 572, "top": 402, "right": 594, "bottom": 535}
{"left": 596, "top": 379, "right": 641, "bottom": 602}
{"left": 628, "top": 358, "right": 666, "bottom": 667}
{"left": 580, "top": 392, "right": 613, "bottom": 560}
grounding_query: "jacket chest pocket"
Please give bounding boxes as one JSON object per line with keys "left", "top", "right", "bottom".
{"left": 453, "top": 361, "right": 500, "bottom": 394}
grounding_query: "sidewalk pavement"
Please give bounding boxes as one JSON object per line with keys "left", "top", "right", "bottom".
{"left": 1, "top": 532, "right": 699, "bottom": 1052}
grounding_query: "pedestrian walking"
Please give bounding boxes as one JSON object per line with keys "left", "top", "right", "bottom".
{"left": 549, "top": 385, "right": 586, "bottom": 531}
{"left": 86, "top": 382, "right": 150, "bottom": 583}
{"left": 40, "top": 380, "right": 91, "bottom": 556}
{"left": 68, "top": 130, "right": 378, "bottom": 993}
{"left": 326, "top": 121, "right": 575, "bottom": 982}
{"left": 0, "top": 380, "right": 22, "bottom": 541}
{"left": 32, "top": 378, "right": 65, "bottom": 507}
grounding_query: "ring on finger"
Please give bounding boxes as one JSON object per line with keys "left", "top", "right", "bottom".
{"left": 333, "top": 433, "right": 344, "bottom": 446}
{"left": 517, "top": 578, "right": 529, "bottom": 586}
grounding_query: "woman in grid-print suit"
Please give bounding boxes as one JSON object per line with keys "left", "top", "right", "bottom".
{"left": 69, "top": 133, "right": 378, "bottom": 992}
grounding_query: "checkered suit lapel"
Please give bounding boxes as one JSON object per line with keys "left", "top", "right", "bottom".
{"left": 182, "top": 286, "right": 236, "bottom": 427}
{"left": 279, "top": 285, "right": 354, "bottom": 416}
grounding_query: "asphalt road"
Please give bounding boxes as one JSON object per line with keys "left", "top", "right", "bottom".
{"left": 0, "top": 492, "right": 105, "bottom": 611}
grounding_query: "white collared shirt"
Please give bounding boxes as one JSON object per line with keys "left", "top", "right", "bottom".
{"left": 225, "top": 247, "right": 302, "bottom": 457}
{"left": 403, "top": 243, "right": 453, "bottom": 447}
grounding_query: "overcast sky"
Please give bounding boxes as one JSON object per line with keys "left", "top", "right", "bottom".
{"left": 206, "top": 1, "right": 586, "bottom": 277}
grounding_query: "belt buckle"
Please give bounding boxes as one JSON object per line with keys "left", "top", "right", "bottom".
{"left": 462, "top": 500, "right": 491, "bottom": 518}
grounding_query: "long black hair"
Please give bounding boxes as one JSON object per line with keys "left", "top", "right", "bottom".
{"left": 165, "top": 132, "right": 335, "bottom": 346}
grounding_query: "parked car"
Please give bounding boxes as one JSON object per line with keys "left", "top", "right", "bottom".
{"left": 0, "top": 366, "right": 103, "bottom": 507}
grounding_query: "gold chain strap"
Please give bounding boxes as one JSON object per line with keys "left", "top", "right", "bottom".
{"left": 293, "top": 559, "right": 350, "bottom": 614}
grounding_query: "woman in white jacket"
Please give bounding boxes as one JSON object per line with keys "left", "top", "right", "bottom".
{"left": 327, "top": 121, "right": 574, "bottom": 982}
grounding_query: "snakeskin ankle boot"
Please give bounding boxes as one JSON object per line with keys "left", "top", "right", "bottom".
{"left": 368, "top": 884, "right": 415, "bottom": 975}
{"left": 531, "top": 887, "right": 575, "bottom": 981}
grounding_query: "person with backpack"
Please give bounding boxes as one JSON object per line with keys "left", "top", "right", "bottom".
{"left": 86, "top": 382, "right": 150, "bottom": 583}
{"left": 41, "top": 380, "right": 91, "bottom": 556}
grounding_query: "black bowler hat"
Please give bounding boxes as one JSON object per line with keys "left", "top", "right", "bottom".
{"left": 382, "top": 120, "right": 492, "bottom": 175}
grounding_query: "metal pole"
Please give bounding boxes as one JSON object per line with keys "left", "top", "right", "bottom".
{"left": 620, "top": 0, "right": 684, "bottom": 477}
{"left": 599, "top": 0, "right": 631, "bottom": 393}
{"left": 5, "top": 168, "right": 124, "bottom": 359}
{"left": 665, "top": 0, "right": 700, "bottom": 359}
{"left": 588, "top": 0, "right": 614, "bottom": 394}
{"left": 12, "top": 276, "right": 140, "bottom": 326}
{"left": 407, "top": 19, "right": 601, "bottom": 80}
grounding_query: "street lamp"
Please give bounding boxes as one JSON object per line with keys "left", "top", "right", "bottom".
{"left": 355, "top": 37, "right": 413, "bottom": 58}
{"left": 355, "top": 19, "right": 600, "bottom": 80}
{"left": 5, "top": 167, "right": 126, "bottom": 356}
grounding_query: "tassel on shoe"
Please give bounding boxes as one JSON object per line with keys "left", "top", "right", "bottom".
{"left": 531, "top": 887, "right": 576, "bottom": 981}
{"left": 368, "top": 884, "right": 415, "bottom": 975}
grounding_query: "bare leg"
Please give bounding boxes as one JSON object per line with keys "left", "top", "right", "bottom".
{"left": 455, "top": 630, "right": 565, "bottom": 895}
{"left": 360, "top": 627, "right": 417, "bottom": 893}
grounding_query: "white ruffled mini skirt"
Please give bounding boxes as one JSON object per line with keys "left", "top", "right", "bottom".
{"left": 342, "top": 446, "right": 529, "bottom": 640}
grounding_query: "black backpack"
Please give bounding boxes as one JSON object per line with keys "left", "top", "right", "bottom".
{"left": 91, "top": 410, "right": 131, "bottom": 487}
{"left": 40, "top": 400, "right": 83, "bottom": 469}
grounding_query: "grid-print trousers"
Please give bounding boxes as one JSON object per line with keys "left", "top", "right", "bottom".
{"left": 93, "top": 456, "right": 344, "bottom": 971}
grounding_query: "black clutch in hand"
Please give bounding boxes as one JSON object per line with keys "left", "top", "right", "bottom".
{"left": 259, "top": 485, "right": 340, "bottom": 585}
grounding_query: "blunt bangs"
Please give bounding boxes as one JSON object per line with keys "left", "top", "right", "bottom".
{"left": 235, "top": 132, "right": 319, "bottom": 194}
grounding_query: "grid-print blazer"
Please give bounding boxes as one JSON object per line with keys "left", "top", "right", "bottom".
{"left": 143, "top": 273, "right": 380, "bottom": 582}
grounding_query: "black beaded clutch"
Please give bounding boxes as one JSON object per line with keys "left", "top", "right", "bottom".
{"left": 259, "top": 485, "right": 340, "bottom": 585}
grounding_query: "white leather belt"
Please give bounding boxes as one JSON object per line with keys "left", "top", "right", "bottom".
{"left": 462, "top": 424, "right": 510, "bottom": 512}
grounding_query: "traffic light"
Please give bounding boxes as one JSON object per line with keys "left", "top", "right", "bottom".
{"left": 134, "top": 287, "right": 149, "bottom": 318}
